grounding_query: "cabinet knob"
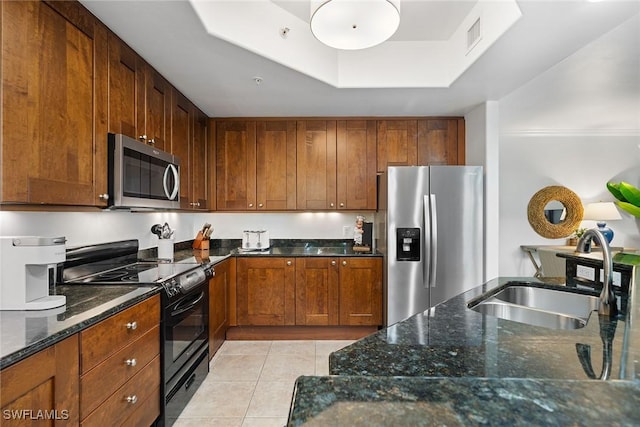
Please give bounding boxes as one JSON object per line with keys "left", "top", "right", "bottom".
{"left": 330, "top": 203, "right": 334, "bottom": 207}
{"left": 340, "top": 203, "right": 345, "bottom": 207}
{"left": 99, "top": 193, "right": 109, "bottom": 201}
{"left": 258, "top": 203, "right": 263, "bottom": 208}
{"left": 148, "top": 138, "right": 155, "bottom": 145}
{"left": 125, "top": 358, "right": 137, "bottom": 367}
{"left": 126, "top": 321, "right": 138, "bottom": 330}
{"left": 125, "top": 395, "right": 138, "bottom": 404}
{"left": 249, "top": 203, "right": 254, "bottom": 208}
{"left": 190, "top": 202, "right": 201, "bottom": 207}
{"left": 331, "top": 260, "right": 336, "bottom": 266}
{"left": 138, "top": 135, "right": 147, "bottom": 142}
{"left": 286, "top": 260, "right": 292, "bottom": 266}
{"left": 342, "top": 260, "right": 347, "bottom": 266}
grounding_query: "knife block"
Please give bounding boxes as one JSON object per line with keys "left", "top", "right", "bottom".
{"left": 192, "top": 231, "right": 210, "bottom": 250}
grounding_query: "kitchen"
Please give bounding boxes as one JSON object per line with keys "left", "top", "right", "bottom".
{"left": 1, "top": 0, "right": 640, "bottom": 426}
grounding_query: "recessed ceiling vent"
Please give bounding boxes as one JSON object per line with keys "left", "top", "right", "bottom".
{"left": 466, "top": 17, "right": 482, "bottom": 53}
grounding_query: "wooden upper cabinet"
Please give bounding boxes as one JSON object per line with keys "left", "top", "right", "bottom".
{"left": 1, "top": 0, "right": 108, "bottom": 206}
{"left": 256, "top": 121, "right": 297, "bottom": 210}
{"left": 377, "top": 118, "right": 465, "bottom": 172}
{"left": 170, "top": 90, "right": 192, "bottom": 209}
{"left": 139, "top": 66, "right": 171, "bottom": 151}
{"left": 191, "top": 108, "right": 209, "bottom": 210}
{"left": 417, "top": 118, "right": 465, "bottom": 166}
{"left": 376, "top": 120, "right": 418, "bottom": 173}
{"left": 336, "top": 120, "right": 377, "bottom": 210}
{"left": 107, "top": 32, "right": 144, "bottom": 140}
{"left": 296, "top": 120, "right": 337, "bottom": 210}
{"left": 216, "top": 121, "right": 257, "bottom": 210}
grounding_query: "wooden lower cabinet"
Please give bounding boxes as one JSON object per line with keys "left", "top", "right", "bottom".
{"left": 295, "top": 257, "right": 339, "bottom": 326}
{"left": 210, "top": 258, "right": 235, "bottom": 357}
{"left": 236, "top": 257, "right": 382, "bottom": 328}
{"left": 339, "top": 258, "right": 383, "bottom": 326}
{"left": 79, "top": 295, "right": 161, "bottom": 426}
{"left": 0, "top": 335, "right": 79, "bottom": 426}
{"left": 236, "top": 257, "right": 296, "bottom": 326}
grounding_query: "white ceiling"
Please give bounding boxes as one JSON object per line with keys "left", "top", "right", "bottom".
{"left": 79, "top": 0, "right": 640, "bottom": 118}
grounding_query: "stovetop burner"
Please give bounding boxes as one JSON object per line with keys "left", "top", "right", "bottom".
{"left": 66, "top": 258, "right": 209, "bottom": 285}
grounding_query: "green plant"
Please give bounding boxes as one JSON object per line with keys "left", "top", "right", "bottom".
{"left": 607, "top": 181, "right": 640, "bottom": 218}
{"left": 573, "top": 227, "right": 587, "bottom": 238}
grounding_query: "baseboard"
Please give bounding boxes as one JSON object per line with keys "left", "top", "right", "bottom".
{"left": 225, "top": 325, "right": 378, "bottom": 340}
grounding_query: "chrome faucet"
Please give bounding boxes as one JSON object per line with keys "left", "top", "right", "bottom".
{"left": 575, "top": 228, "right": 618, "bottom": 317}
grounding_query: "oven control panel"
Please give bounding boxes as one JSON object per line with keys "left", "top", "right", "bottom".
{"left": 163, "top": 266, "right": 214, "bottom": 298}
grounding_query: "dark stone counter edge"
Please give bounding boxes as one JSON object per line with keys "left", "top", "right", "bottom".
{"left": 287, "top": 375, "right": 640, "bottom": 426}
{"left": 0, "top": 286, "right": 160, "bottom": 371}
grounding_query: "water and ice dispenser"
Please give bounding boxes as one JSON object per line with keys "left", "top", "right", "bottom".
{"left": 396, "top": 228, "right": 420, "bottom": 261}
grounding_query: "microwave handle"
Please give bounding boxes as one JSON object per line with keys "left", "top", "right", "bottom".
{"left": 163, "top": 164, "right": 180, "bottom": 201}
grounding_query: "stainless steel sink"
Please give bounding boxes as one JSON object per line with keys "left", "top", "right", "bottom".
{"left": 468, "top": 283, "right": 599, "bottom": 330}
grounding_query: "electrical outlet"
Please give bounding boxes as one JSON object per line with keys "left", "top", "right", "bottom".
{"left": 342, "top": 225, "right": 352, "bottom": 237}
{"left": 576, "top": 265, "right": 595, "bottom": 281}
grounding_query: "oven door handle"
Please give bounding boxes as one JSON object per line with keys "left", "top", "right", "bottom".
{"left": 171, "top": 291, "right": 204, "bottom": 317}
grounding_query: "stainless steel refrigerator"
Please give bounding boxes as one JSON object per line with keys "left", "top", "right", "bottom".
{"left": 376, "top": 166, "right": 484, "bottom": 326}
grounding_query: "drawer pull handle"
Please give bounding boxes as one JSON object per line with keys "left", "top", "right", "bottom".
{"left": 126, "top": 395, "right": 138, "bottom": 404}
{"left": 331, "top": 260, "right": 336, "bottom": 266}
{"left": 286, "top": 260, "right": 292, "bottom": 266}
{"left": 342, "top": 261, "right": 347, "bottom": 266}
{"left": 126, "top": 321, "right": 138, "bottom": 330}
{"left": 125, "top": 358, "right": 137, "bottom": 367}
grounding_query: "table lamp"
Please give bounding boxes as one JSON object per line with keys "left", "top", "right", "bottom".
{"left": 582, "top": 202, "right": 622, "bottom": 243}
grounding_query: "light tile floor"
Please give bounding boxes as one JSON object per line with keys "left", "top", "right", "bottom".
{"left": 174, "top": 340, "right": 354, "bottom": 427}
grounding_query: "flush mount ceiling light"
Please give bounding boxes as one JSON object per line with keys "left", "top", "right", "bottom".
{"left": 310, "top": 0, "right": 401, "bottom": 50}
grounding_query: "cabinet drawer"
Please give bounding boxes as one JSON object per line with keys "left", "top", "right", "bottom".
{"left": 80, "top": 294, "right": 160, "bottom": 373}
{"left": 81, "top": 325, "right": 160, "bottom": 419}
{"left": 81, "top": 355, "right": 161, "bottom": 427}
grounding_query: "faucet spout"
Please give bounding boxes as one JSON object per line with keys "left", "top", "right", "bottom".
{"left": 575, "top": 228, "right": 618, "bottom": 317}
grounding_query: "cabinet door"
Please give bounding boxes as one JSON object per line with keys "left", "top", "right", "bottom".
{"left": 107, "top": 33, "right": 144, "bottom": 140}
{"left": 417, "top": 119, "right": 465, "bottom": 166}
{"left": 256, "top": 121, "right": 297, "bottom": 210}
{"left": 339, "top": 258, "right": 383, "bottom": 326}
{"left": 296, "top": 120, "right": 337, "bottom": 210}
{"left": 237, "top": 257, "right": 295, "bottom": 326}
{"left": 141, "top": 65, "right": 171, "bottom": 152}
{"left": 295, "top": 258, "right": 339, "bottom": 325}
{"left": 1, "top": 335, "right": 79, "bottom": 426}
{"left": 191, "top": 108, "right": 208, "bottom": 210}
{"left": 216, "top": 121, "right": 257, "bottom": 210}
{"left": 336, "top": 120, "right": 377, "bottom": 210}
{"left": 210, "top": 258, "right": 234, "bottom": 357}
{"left": 376, "top": 120, "right": 418, "bottom": 173}
{"left": 1, "top": 1, "right": 107, "bottom": 206}
{"left": 171, "top": 90, "right": 192, "bottom": 209}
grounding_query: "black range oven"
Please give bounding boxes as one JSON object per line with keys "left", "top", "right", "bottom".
{"left": 62, "top": 240, "right": 213, "bottom": 426}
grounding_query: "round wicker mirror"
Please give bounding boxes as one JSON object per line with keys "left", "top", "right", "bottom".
{"left": 527, "top": 186, "right": 583, "bottom": 239}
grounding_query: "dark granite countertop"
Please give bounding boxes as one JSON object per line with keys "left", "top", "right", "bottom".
{"left": 289, "top": 261, "right": 640, "bottom": 425}
{"left": 0, "top": 284, "right": 159, "bottom": 370}
{"left": 1, "top": 239, "right": 378, "bottom": 371}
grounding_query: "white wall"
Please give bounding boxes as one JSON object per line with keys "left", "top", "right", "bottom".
{"left": 466, "top": 102, "right": 500, "bottom": 281}
{"left": 0, "top": 211, "right": 363, "bottom": 250}
{"left": 498, "top": 14, "right": 640, "bottom": 277}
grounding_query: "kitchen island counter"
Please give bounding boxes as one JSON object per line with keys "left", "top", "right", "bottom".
{"left": 288, "top": 269, "right": 640, "bottom": 425}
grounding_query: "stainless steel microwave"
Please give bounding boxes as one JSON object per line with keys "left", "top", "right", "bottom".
{"left": 107, "top": 133, "right": 180, "bottom": 209}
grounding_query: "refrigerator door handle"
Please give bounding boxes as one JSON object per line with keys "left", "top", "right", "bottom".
{"left": 429, "top": 194, "right": 438, "bottom": 289}
{"left": 423, "top": 195, "right": 431, "bottom": 289}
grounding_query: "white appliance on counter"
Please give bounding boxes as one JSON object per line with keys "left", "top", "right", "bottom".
{"left": 0, "top": 236, "right": 67, "bottom": 310}
{"left": 241, "top": 230, "right": 270, "bottom": 251}
{"left": 377, "top": 166, "right": 484, "bottom": 326}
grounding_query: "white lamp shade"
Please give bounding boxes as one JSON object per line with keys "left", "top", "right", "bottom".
{"left": 310, "top": 0, "right": 401, "bottom": 50}
{"left": 582, "top": 202, "right": 622, "bottom": 221}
